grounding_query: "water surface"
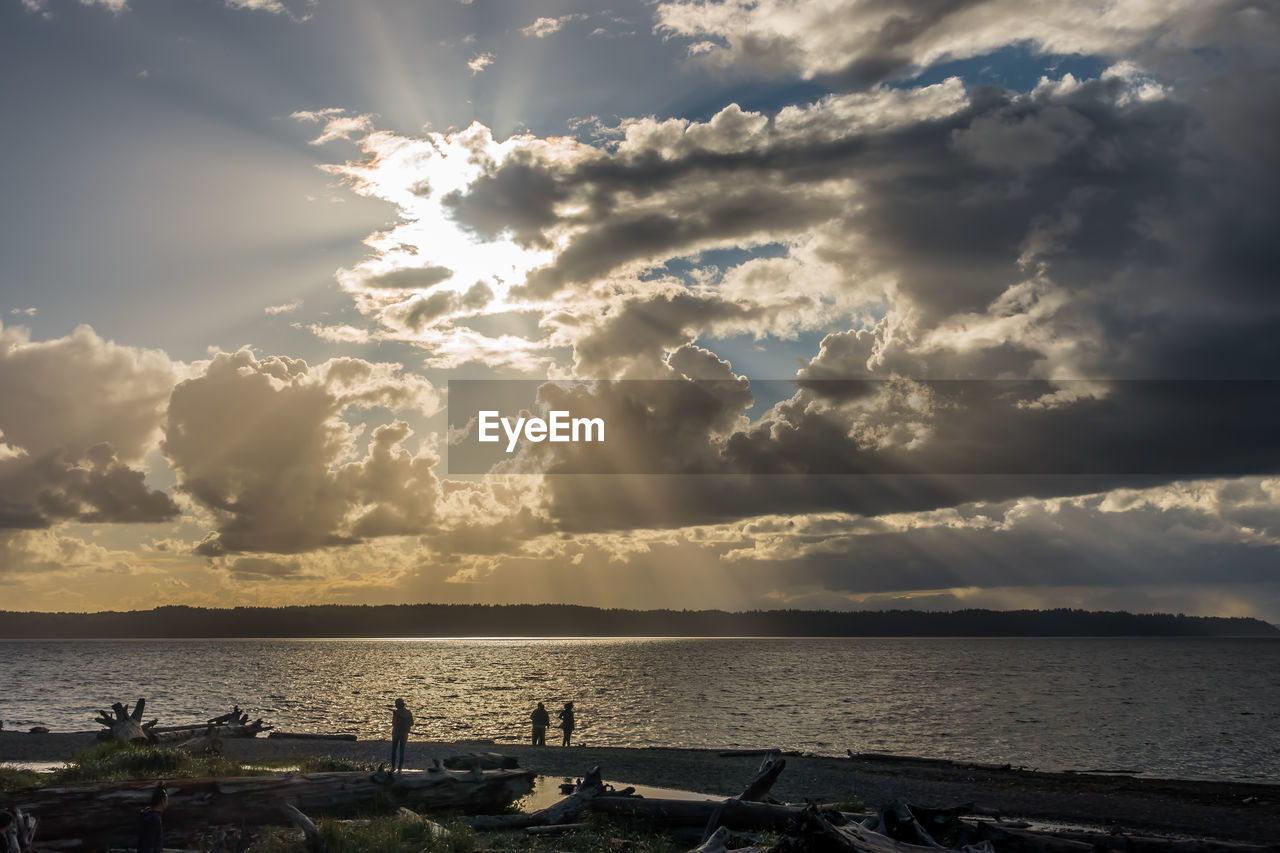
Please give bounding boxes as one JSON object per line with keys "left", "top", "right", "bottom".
{"left": 1, "top": 637, "right": 1276, "bottom": 782}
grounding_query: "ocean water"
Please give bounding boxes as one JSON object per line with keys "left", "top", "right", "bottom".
{"left": 1, "top": 637, "right": 1277, "bottom": 782}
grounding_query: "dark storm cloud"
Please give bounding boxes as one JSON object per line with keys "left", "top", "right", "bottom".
{"left": 524, "top": 375, "right": 1280, "bottom": 532}
{"left": 433, "top": 39, "right": 1280, "bottom": 533}
{"left": 443, "top": 75, "right": 1268, "bottom": 366}
{"left": 573, "top": 294, "right": 774, "bottom": 376}
{"left": 438, "top": 38, "right": 1280, "bottom": 382}
{"left": 747, "top": 495, "right": 1280, "bottom": 596}
{"left": 653, "top": 0, "right": 1256, "bottom": 87}
{"left": 0, "top": 446, "right": 179, "bottom": 529}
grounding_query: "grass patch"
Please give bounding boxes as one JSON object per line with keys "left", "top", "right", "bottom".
{"left": 246, "top": 815, "right": 478, "bottom": 853}
{"left": 53, "top": 741, "right": 265, "bottom": 784}
{"left": 0, "top": 766, "right": 42, "bottom": 792}
{"left": 296, "top": 756, "right": 380, "bottom": 774}
{"left": 832, "top": 792, "right": 868, "bottom": 812}
{"left": 243, "top": 812, "right": 693, "bottom": 853}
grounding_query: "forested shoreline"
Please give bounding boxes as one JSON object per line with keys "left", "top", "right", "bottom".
{"left": 0, "top": 604, "right": 1274, "bottom": 638}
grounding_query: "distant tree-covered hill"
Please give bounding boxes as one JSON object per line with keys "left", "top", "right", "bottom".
{"left": 0, "top": 605, "right": 1275, "bottom": 638}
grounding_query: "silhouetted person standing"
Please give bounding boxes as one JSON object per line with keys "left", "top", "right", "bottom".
{"left": 557, "top": 701, "right": 575, "bottom": 746}
{"left": 137, "top": 783, "right": 167, "bottom": 853}
{"left": 391, "top": 698, "right": 414, "bottom": 773}
{"left": 530, "top": 702, "right": 550, "bottom": 746}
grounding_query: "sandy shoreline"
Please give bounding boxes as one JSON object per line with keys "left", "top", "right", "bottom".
{"left": 3, "top": 731, "right": 1278, "bottom": 844}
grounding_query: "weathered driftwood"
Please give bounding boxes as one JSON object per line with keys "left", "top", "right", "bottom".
{"left": 525, "top": 822, "right": 590, "bottom": 836}
{"left": 691, "top": 826, "right": 765, "bottom": 853}
{"left": 207, "top": 705, "right": 272, "bottom": 737}
{"left": 592, "top": 795, "right": 843, "bottom": 831}
{"left": 463, "top": 765, "right": 623, "bottom": 830}
{"left": 778, "top": 808, "right": 970, "bottom": 853}
{"left": 394, "top": 805, "right": 451, "bottom": 839}
{"left": 443, "top": 752, "right": 520, "bottom": 771}
{"left": 283, "top": 802, "right": 319, "bottom": 847}
{"left": 94, "top": 699, "right": 158, "bottom": 743}
{"left": 973, "top": 824, "right": 1280, "bottom": 853}
{"left": 1, "top": 806, "right": 38, "bottom": 853}
{"left": 1, "top": 768, "right": 534, "bottom": 849}
{"left": 174, "top": 734, "right": 224, "bottom": 755}
{"left": 861, "top": 799, "right": 946, "bottom": 848}
{"left": 739, "top": 755, "right": 785, "bottom": 803}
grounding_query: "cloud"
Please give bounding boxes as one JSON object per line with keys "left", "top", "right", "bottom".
{"left": 307, "top": 9, "right": 1280, "bottom": 568}
{"left": 468, "top": 53, "right": 495, "bottom": 75}
{"left": 0, "top": 528, "right": 135, "bottom": 577}
{"left": 653, "top": 0, "right": 1239, "bottom": 85}
{"left": 381, "top": 282, "right": 493, "bottom": 334}
{"left": 264, "top": 299, "right": 301, "bottom": 315}
{"left": 337, "top": 264, "right": 454, "bottom": 294}
{"left": 521, "top": 14, "right": 587, "bottom": 38}
{"left": 221, "top": 556, "right": 304, "bottom": 580}
{"left": 163, "top": 349, "right": 442, "bottom": 555}
{"left": 0, "top": 323, "right": 178, "bottom": 530}
{"left": 299, "top": 322, "right": 372, "bottom": 343}
{"left": 224, "top": 0, "right": 288, "bottom": 12}
{"left": 292, "top": 109, "right": 375, "bottom": 145}
{"left": 24, "top": 0, "right": 292, "bottom": 15}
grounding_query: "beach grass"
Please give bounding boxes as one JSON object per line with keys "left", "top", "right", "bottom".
{"left": 242, "top": 812, "right": 694, "bottom": 853}
{"left": 51, "top": 740, "right": 266, "bottom": 784}
{"left": 246, "top": 815, "right": 480, "bottom": 853}
{"left": 0, "top": 765, "right": 41, "bottom": 792}
{"left": 295, "top": 755, "right": 381, "bottom": 773}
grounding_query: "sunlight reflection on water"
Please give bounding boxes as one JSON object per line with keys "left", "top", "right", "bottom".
{"left": 1, "top": 637, "right": 1277, "bottom": 782}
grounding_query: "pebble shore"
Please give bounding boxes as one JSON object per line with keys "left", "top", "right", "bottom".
{"left": 2, "top": 731, "right": 1278, "bottom": 844}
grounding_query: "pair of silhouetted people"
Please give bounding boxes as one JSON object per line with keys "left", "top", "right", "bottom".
{"left": 530, "top": 700, "right": 575, "bottom": 745}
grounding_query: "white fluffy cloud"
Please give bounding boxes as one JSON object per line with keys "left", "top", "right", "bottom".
{"left": 163, "top": 349, "right": 442, "bottom": 555}
{"left": 0, "top": 322, "right": 179, "bottom": 529}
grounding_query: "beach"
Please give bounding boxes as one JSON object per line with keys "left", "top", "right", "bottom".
{"left": 3, "top": 731, "right": 1278, "bottom": 844}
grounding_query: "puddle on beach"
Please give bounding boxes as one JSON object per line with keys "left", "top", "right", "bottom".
{"left": 516, "top": 776, "right": 718, "bottom": 812}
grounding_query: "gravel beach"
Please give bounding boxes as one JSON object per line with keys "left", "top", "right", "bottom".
{"left": 3, "top": 731, "right": 1278, "bottom": 844}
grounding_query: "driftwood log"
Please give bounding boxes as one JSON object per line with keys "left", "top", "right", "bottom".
{"left": 592, "top": 795, "right": 849, "bottom": 831}
{"left": 463, "top": 765, "right": 634, "bottom": 831}
{"left": 693, "top": 826, "right": 765, "bottom": 853}
{"left": 1, "top": 768, "right": 534, "bottom": 849}
{"left": 207, "top": 705, "right": 272, "bottom": 737}
{"left": 94, "top": 699, "right": 157, "bottom": 743}
{"left": 739, "top": 754, "right": 786, "bottom": 803}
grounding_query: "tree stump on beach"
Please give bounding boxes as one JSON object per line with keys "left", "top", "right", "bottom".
{"left": 93, "top": 698, "right": 157, "bottom": 743}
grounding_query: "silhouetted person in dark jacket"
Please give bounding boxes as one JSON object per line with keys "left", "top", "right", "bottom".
{"left": 391, "top": 698, "right": 414, "bottom": 773}
{"left": 137, "top": 783, "right": 167, "bottom": 853}
{"left": 530, "top": 702, "right": 550, "bottom": 746}
{"left": 557, "top": 701, "right": 575, "bottom": 746}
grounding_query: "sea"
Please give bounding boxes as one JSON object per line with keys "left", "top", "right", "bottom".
{"left": 1, "top": 637, "right": 1277, "bottom": 783}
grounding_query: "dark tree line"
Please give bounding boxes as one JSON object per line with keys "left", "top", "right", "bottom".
{"left": 0, "top": 604, "right": 1275, "bottom": 638}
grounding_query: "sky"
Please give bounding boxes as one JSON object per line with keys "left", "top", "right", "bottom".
{"left": 1, "top": 0, "right": 1278, "bottom": 621}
